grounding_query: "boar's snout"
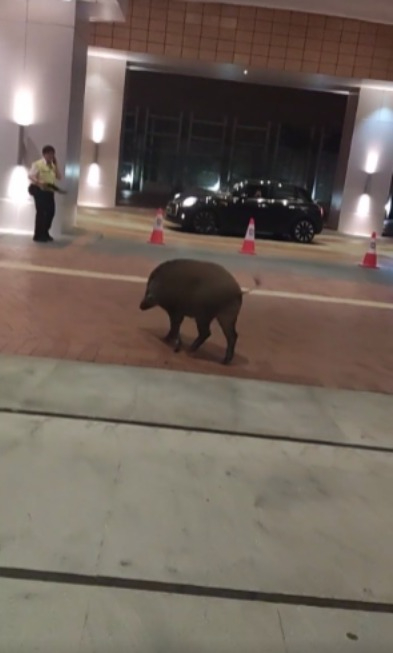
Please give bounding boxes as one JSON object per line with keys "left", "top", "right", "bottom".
{"left": 139, "top": 290, "right": 156, "bottom": 311}
{"left": 139, "top": 298, "right": 151, "bottom": 311}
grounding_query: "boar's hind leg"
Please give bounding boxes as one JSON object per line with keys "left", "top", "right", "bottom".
{"left": 217, "top": 309, "right": 239, "bottom": 365}
{"left": 189, "top": 316, "right": 212, "bottom": 353}
{"left": 164, "top": 311, "right": 184, "bottom": 353}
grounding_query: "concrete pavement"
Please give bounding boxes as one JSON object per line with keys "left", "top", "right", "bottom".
{"left": 1, "top": 355, "right": 393, "bottom": 649}
{"left": 1, "top": 411, "right": 392, "bottom": 601}
{"left": 2, "top": 578, "right": 390, "bottom": 652}
{"left": 0, "top": 354, "right": 391, "bottom": 447}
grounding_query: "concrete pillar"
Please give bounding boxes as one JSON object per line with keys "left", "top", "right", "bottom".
{"left": 0, "top": 0, "right": 89, "bottom": 236}
{"left": 78, "top": 52, "right": 126, "bottom": 209}
{"left": 328, "top": 90, "right": 359, "bottom": 231}
{"left": 338, "top": 85, "right": 393, "bottom": 236}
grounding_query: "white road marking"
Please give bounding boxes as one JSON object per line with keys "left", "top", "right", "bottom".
{"left": 0, "top": 259, "right": 392, "bottom": 311}
{"left": 0, "top": 260, "right": 147, "bottom": 284}
{"left": 250, "top": 288, "right": 393, "bottom": 310}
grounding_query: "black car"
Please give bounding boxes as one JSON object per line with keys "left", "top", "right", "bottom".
{"left": 166, "top": 179, "right": 325, "bottom": 244}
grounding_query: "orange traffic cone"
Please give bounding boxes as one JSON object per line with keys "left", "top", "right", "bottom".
{"left": 148, "top": 209, "right": 165, "bottom": 245}
{"left": 240, "top": 218, "right": 256, "bottom": 255}
{"left": 359, "top": 231, "right": 379, "bottom": 269}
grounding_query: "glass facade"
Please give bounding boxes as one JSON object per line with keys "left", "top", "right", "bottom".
{"left": 117, "top": 70, "right": 346, "bottom": 212}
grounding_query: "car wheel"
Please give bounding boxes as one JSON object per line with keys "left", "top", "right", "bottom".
{"left": 192, "top": 209, "right": 218, "bottom": 235}
{"left": 291, "top": 218, "right": 315, "bottom": 244}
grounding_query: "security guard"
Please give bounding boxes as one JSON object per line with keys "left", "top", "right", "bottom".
{"left": 28, "top": 145, "right": 62, "bottom": 242}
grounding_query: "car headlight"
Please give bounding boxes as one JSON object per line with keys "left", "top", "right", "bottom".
{"left": 182, "top": 196, "right": 198, "bottom": 207}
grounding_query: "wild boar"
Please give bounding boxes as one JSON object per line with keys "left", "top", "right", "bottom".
{"left": 139, "top": 258, "right": 244, "bottom": 364}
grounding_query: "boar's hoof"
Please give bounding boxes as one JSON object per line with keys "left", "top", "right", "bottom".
{"left": 222, "top": 353, "right": 233, "bottom": 365}
{"left": 173, "top": 338, "right": 182, "bottom": 353}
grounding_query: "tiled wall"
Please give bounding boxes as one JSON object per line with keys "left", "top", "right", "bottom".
{"left": 89, "top": 0, "right": 393, "bottom": 81}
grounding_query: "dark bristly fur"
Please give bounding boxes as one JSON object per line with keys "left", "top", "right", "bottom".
{"left": 139, "top": 259, "right": 243, "bottom": 364}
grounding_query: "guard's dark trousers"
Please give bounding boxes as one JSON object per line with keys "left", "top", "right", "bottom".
{"left": 30, "top": 187, "right": 55, "bottom": 241}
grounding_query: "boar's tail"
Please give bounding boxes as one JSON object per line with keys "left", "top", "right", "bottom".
{"left": 241, "top": 272, "right": 262, "bottom": 295}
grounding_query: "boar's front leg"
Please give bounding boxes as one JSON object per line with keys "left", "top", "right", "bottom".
{"left": 189, "top": 315, "right": 212, "bottom": 353}
{"left": 164, "top": 311, "right": 184, "bottom": 352}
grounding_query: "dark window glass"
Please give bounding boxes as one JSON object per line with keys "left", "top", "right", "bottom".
{"left": 183, "top": 117, "right": 225, "bottom": 189}
{"left": 296, "top": 187, "right": 312, "bottom": 202}
{"left": 117, "top": 70, "right": 345, "bottom": 208}
{"left": 233, "top": 182, "right": 269, "bottom": 199}
{"left": 270, "top": 184, "right": 297, "bottom": 201}
{"left": 244, "top": 184, "right": 269, "bottom": 199}
{"left": 230, "top": 125, "right": 269, "bottom": 181}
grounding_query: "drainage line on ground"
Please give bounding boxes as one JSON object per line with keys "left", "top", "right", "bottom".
{"left": 0, "top": 566, "right": 392, "bottom": 614}
{"left": 0, "top": 406, "right": 392, "bottom": 455}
